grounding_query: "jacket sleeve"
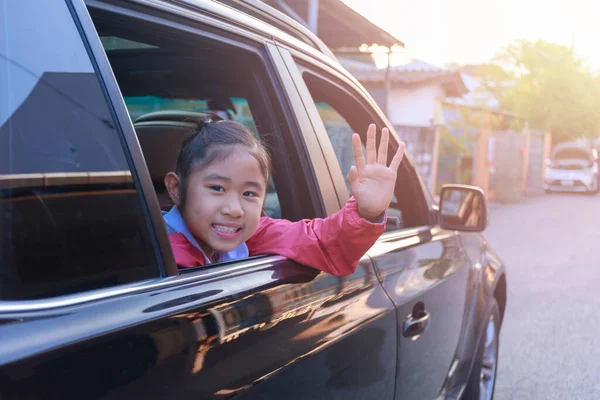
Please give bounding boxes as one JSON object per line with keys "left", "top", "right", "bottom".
{"left": 246, "top": 197, "right": 386, "bottom": 276}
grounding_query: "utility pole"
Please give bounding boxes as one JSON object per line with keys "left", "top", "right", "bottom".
{"left": 307, "top": 0, "right": 319, "bottom": 34}
{"left": 335, "top": 45, "right": 402, "bottom": 120}
{"left": 384, "top": 50, "right": 392, "bottom": 118}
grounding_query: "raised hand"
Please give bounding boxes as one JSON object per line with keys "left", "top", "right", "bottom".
{"left": 347, "top": 124, "right": 406, "bottom": 222}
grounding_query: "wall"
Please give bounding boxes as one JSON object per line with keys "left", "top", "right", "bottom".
{"left": 359, "top": 81, "right": 446, "bottom": 193}
{"left": 363, "top": 82, "right": 446, "bottom": 127}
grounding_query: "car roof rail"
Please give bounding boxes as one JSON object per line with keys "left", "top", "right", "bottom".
{"left": 210, "top": 0, "right": 337, "bottom": 60}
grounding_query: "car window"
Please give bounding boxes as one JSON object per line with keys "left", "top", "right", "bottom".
{"left": 0, "top": 1, "right": 160, "bottom": 300}
{"left": 300, "top": 71, "right": 430, "bottom": 230}
{"left": 91, "top": 24, "right": 284, "bottom": 219}
{"left": 313, "top": 102, "right": 356, "bottom": 191}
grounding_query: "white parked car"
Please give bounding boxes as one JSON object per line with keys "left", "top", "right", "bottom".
{"left": 544, "top": 143, "right": 599, "bottom": 193}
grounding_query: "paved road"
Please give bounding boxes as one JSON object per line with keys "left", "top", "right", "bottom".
{"left": 485, "top": 193, "right": 600, "bottom": 400}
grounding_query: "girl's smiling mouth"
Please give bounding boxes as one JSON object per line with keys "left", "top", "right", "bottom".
{"left": 212, "top": 223, "right": 243, "bottom": 238}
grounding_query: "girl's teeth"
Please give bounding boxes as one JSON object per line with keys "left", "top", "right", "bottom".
{"left": 214, "top": 225, "right": 238, "bottom": 233}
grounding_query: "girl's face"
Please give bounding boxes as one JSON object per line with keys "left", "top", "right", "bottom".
{"left": 179, "top": 148, "right": 267, "bottom": 260}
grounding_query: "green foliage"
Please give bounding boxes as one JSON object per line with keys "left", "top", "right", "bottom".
{"left": 479, "top": 40, "right": 600, "bottom": 141}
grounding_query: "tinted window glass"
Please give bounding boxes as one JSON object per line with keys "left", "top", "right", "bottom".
{"left": 0, "top": 1, "right": 159, "bottom": 300}
{"left": 313, "top": 102, "right": 358, "bottom": 191}
{"left": 301, "top": 76, "right": 408, "bottom": 229}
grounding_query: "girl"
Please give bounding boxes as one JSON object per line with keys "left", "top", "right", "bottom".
{"left": 163, "top": 120, "right": 405, "bottom": 277}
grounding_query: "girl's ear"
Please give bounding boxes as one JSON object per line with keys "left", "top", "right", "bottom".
{"left": 164, "top": 172, "right": 182, "bottom": 206}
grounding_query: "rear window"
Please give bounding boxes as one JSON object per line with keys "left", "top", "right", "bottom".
{"left": 554, "top": 148, "right": 592, "bottom": 161}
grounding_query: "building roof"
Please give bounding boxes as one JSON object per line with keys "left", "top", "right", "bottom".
{"left": 340, "top": 58, "right": 469, "bottom": 97}
{"left": 442, "top": 71, "right": 522, "bottom": 120}
{"left": 443, "top": 72, "right": 501, "bottom": 109}
{"left": 259, "top": 0, "right": 404, "bottom": 49}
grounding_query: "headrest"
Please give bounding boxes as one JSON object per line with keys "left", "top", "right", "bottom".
{"left": 133, "top": 110, "right": 229, "bottom": 207}
{"left": 133, "top": 110, "right": 227, "bottom": 181}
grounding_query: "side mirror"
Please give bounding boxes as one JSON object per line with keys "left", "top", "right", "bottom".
{"left": 439, "top": 184, "right": 489, "bottom": 232}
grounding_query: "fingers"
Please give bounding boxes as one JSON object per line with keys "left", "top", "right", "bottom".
{"left": 352, "top": 133, "right": 366, "bottom": 172}
{"left": 347, "top": 165, "right": 359, "bottom": 185}
{"left": 389, "top": 141, "right": 406, "bottom": 172}
{"left": 355, "top": 124, "right": 403, "bottom": 171}
{"left": 365, "top": 123, "right": 377, "bottom": 164}
{"left": 377, "top": 127, "right": 389, "bottom": 165}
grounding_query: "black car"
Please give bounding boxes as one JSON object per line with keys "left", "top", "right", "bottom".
{"left": 0, "top": 1, "right": 507, "bottom": 399}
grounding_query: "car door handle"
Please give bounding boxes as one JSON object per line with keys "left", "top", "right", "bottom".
{"left": 402, "top": 308, "right": 430, "bottom": 340}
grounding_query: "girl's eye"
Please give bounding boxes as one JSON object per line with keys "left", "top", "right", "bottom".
{"left": 209, "top": 185, "right": 225, "bottom": 192}
{"left": 243, "top": 191, "right": 259, "bottom": 198}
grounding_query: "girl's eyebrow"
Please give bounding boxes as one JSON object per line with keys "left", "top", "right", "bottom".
{"left": 245, "top": 180, "right": 264, "bottom": 190}
{"left": 204, "top": 173, "right": 231, "bottom": 182}
{"left": 205, "top": 173, "right": 264, "bottom": 190}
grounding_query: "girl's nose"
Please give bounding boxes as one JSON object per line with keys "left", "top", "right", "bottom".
{"left": 222, "top": 195, "right": 244, "bottom": 218}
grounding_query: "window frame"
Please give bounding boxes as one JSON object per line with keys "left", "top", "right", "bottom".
{"left": 283, "top": 50, "right": 433, "bottom": 230}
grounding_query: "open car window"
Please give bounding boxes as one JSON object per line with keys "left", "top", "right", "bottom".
{"left": 92, "top": 15, "right": 287, "bottom": 218}
{"left": 89, "top": 7, "right": 315, "bottom": 270}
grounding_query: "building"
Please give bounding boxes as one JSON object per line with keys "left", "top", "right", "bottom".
{"left": 342, "top": 58, "right": 468, "bottom": 191}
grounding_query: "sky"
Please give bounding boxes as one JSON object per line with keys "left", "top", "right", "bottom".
{"left": 342, "top": 0, "right": 599, "bottom": 70}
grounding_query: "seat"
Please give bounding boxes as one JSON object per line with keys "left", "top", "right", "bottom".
{"left": 133, "top": 110, "right": 223, "bottom": 207}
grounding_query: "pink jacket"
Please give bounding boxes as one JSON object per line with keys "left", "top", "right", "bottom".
{"left": 168, "top": 197, "right": 385, "bottom": 276}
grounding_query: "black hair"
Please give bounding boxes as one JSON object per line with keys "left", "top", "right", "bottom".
{"left": 175, "top": 120, "right": 271, "bottom": 211}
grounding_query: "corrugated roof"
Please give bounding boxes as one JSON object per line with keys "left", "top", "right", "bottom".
{"left": 341, "top": 58, "right": 444, "bottom": 73}
{"left": 339, "top": 58, "right": 468, "bottom": 97}
{"left": 444, "top": 73, "right": 504, "bottom": 111}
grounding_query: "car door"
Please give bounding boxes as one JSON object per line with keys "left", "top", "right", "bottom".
{"left": 0, "top": 1, "right": 398, "bottom": 399}
{"left": 282, "top": 50, "right": 473, "bottom": 400}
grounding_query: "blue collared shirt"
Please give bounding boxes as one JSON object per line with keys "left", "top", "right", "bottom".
{"left": 163, "top": 206, "right": 249, "bottom": 264}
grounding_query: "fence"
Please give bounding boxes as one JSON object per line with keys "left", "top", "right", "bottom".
{"left": 526, "top": 130, "right": 545, "bottom": 193}
{"left": 396, "top": 122, "right": 547, "bottom": 200}
{"left": 488, "top": 130, "right": 524, "bottom": 201}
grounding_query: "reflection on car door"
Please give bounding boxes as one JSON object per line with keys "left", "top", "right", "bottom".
{"left": 369, "top": 227, "right": 471, "bottom": 400}
{"left": 1, "top": 258, "right": 397, "bottom": 400}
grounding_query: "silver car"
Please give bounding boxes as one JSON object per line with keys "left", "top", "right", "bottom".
{"left": 544, "top": 142, "right": 599, "bottom": 193}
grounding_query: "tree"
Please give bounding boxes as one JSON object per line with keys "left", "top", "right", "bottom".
{"left": 479, "top": 40, "right": 600, "bottom": 142}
